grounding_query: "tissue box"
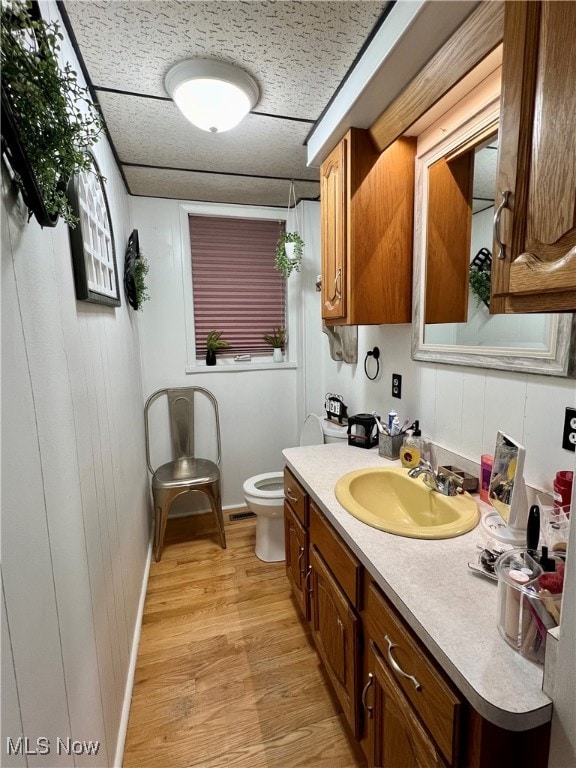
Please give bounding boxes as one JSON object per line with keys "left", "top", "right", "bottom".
{"left": 378, "top": 433, "right": 403, "bottom": 460}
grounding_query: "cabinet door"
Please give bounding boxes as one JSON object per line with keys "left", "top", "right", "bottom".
{"left": 309, "top": 544, "right": 360, "bottom": 737}
{"left": 492, "top": 0, "right": 576, "bottom": 312}
{"left": 368, "top": 642, "right": 445, "bottom": 768}
{"left": 321, "top": 139, "right": 347, "bottom": 321}
{"left": 284, "top": 503, "right": 309, "bottom": 620}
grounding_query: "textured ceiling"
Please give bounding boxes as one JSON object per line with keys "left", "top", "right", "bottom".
{"left": 62, "top": 0, "right": 389, "bottom": 207}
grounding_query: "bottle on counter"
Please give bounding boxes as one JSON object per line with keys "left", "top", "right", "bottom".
{"left": 400, "top": 420, "right": 430, "bottom": 469}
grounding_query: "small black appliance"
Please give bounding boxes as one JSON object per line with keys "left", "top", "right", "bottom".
{"left": 347, "top": 413, "right": 378, "bottom": 449}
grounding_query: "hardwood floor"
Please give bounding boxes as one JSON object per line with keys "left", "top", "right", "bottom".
{"left": 123, "top": 517, "right": 366, "bottom": 768}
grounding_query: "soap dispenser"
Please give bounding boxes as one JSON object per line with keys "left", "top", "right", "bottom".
{"left": 400, "top": 421, "right": 428, "bottom": 469}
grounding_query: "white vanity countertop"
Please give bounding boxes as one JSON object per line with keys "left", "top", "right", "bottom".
{"left": 283, "top": 443, "right": 553, "bottom": 731}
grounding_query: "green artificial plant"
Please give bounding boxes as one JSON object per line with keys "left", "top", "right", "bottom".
{"left": 469, "top": 264, "right": 491, "bottom": 308}
{"left": 1, "top": 0, "right": 103, "bottom": 225}
{"left": 206, "top": 330, "right": 231, "bottom": 352}
{"left": 134, "top": 257, "right": 150, "bottom": 308}
{"left": 263, "top": 327, "right": 286, "bottom": 349}
{"left": 275, "top": 231, "right": 304, "bottom": 278}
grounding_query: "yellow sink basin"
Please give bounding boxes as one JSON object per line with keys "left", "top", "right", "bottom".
{"left": 334, "top": 467, "right": 479, "bottom": 539}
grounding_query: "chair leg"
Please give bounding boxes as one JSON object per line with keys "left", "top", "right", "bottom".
{"left": 205, "top": 483, "right": 227, "bottom": 549}
{"left": 152, "top": 487, "right": 181, "bottom": 562}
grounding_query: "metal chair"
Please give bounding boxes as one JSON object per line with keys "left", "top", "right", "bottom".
{"left": 144, "top": 386, "right": 227, "bottom": 561}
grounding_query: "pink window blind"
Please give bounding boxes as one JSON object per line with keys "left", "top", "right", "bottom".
{"left": 189, "top": 215, "right": 286, "bottom": 355}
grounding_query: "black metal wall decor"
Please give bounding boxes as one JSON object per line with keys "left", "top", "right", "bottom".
{"left": 67, "top": 153, "right": 120, "bottom": 307}
{"left": 124, "top": 229, "right": 141, "bottom": 309}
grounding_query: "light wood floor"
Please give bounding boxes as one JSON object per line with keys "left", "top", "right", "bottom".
{"left": 123, "top": 516, "right": 366, "bottom": 768}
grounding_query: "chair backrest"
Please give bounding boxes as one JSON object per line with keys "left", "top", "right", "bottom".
{"left": 144, "top": 386, "right": 221, "bottom": 474}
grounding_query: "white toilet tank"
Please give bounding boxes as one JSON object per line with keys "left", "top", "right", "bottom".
{"left": 300, "top": 414, "right": 348, "bottom": 446}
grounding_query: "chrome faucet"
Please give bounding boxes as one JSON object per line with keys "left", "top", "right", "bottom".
{"left": 407, "top": 459, "right": 463, "bottom": 497}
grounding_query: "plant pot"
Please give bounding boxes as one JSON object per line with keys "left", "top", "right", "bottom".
{"left": 273, "top": 348, "right": 283, "bottom": 363}
{"left": 284, "top": 242, "right": 296, "bottom": 260}
{"left": 206, "top": 349, "right": 217, "bottom": 366}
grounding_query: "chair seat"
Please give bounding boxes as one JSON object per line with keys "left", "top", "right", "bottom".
{"left": 152, "top": 457, "right": 220, "bottom": 489}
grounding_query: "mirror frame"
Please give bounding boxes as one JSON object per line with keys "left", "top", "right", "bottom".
{"left": 411, "top": 100, "right": 576, "bottom": 378}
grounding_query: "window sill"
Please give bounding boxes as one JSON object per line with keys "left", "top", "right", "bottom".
{"left": 186, "top": 361, "right": 298, "bottom": 374}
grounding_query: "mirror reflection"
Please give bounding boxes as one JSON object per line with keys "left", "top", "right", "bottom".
{"left": 423, "top": 131, "right": 553, "bottom": 350}
{"left": 411, "top": 98, "right": 574, "bottom": 377}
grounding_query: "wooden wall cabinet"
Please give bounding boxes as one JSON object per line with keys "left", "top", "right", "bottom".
{"left": 491, "top": 0, "right": 576, "bottom": 313}
{"left": 320, "top": 128, "right": 416, "bottom": 325}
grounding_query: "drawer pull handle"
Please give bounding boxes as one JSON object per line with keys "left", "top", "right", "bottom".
{"left": 494, "top": 190, "right": 511, "bottom": 260}
{"left": 384, "top": 634, "right": 422, "bottom": 691}
{"left": 297, "top": 546, "right": 305, "bottom": 578}
{"left": 305, "top": 565, "right": 313, "bottom": 596}
{"left": 361, "top": 672, "right": 374, "bottom": 718}
{"left": 286, "top": 487, "right": 298, "bottom": 503}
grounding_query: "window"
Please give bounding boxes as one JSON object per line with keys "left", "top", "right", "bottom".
{"left": 189, "top": 214, "right": 286, "bottom": 356}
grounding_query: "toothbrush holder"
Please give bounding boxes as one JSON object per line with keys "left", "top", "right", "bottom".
{"left": 378, "top": 433, "right": 404, "bottom": 460}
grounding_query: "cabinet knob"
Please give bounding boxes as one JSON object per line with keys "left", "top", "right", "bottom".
{"left": 361, "top": 672, "right": 375, "bottom": 718}
{"left": 494, "top": 190, "right": 511, "bottom": 260}
{"left": 384, "top": 634, "right": 422, "bottom": 691}
{"left": 286, "top": 487, "right": 298, "bottom": 503}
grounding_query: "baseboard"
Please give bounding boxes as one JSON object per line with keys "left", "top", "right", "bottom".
{"left": 113, "top": 538, "right": 152, "bottom": 768}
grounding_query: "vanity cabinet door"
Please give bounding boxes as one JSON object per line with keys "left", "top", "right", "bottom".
{"left": 284, "top": 503, "right": 309, "bottom": 620}
{"left": 492, "top": 0, "right": 576, "bottom": 312}
{"left": 309, "top": 544, "right": 361, "bottom": 738}
{"left": 367, "top": 642, "right": 446, "bottom": 768}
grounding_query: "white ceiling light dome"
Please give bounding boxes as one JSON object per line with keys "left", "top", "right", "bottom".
{"left": 165, "top": 59, "right": 260, "bottom": 134}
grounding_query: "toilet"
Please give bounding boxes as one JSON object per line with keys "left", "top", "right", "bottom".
{"left": 243, "top": 414, "right": 348, "bottom": 562}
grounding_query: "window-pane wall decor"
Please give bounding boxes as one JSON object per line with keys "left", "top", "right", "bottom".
{"left": 189, "top": 215, "right": 286, "bottom": 356}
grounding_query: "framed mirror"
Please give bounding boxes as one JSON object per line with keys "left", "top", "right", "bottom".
{"left": 411, "top": 93, "right": 575, "bottom": 377}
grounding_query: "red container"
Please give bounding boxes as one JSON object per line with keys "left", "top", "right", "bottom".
{"left": 553, "top": 470, "right": 573, "bottom": 515}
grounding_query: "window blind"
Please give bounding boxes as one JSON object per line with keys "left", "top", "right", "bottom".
{"left": 189, "top": 215, "right": 286, "bottom": 356}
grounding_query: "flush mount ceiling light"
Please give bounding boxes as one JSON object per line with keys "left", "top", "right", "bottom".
{"left": 165, "top": 59, "right": 260, "bottom": 134}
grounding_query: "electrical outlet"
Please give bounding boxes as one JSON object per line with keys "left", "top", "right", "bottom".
{"left": 562, "top": 406, "right": 576, "bottom": 452}
{"left": 392, "top": 373, "right": 402, "bottom": 399}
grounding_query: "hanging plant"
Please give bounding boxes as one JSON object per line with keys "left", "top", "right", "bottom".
{"left": 274, "top": 180, "right": 305, "bottom": 278}
{"left": 1, "top": 0, "right": 103, "bottom": 227}
{"left": 275, "top": 231, "right": 304, "bottom": 277}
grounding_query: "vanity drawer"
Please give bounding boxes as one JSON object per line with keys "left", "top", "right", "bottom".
{"left": 309, "top": 501, "right": 362, "bottom": 609}
{"left": 367, "top": 582, "right": 462, "bottom": 766}
{"left": 284, "top": 467, "right": 308, "bottom": 526}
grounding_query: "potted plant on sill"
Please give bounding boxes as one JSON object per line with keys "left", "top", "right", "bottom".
{"left": 205, "top": 330, "right": 230, "bottom": 366}
{"left": 1, "top": 0, "right": 102, "bottom": 227}
{"left": 263, "top": 327, "right": 286, "bottom": 363}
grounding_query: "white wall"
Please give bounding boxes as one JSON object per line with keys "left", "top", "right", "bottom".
{"left": 132, "top": 197, "right": 310, "bottom": 509}
{"left": 1, "top": 4, "right": 150, "bottom": 766}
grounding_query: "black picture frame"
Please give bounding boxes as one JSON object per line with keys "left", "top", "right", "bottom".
{"left": 67, "top": 153, "right": 121, "bottom": 307}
